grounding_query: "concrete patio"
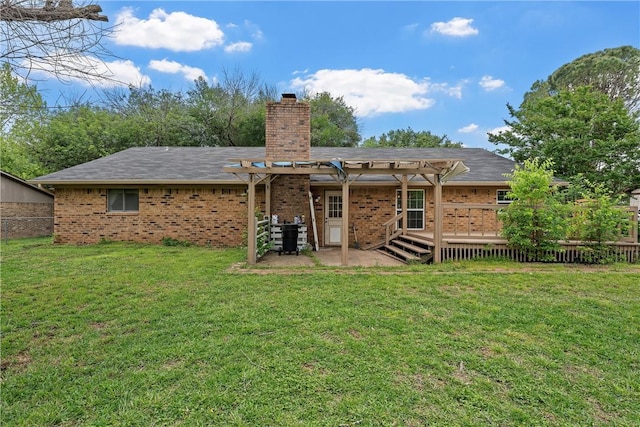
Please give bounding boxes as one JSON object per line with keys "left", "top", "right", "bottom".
{"left": 257, "top": 247, "right": 404, "bottom": 267}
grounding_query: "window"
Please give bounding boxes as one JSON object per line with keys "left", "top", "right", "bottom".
{"left": 327, "top": 194, "right": 342, "bottom": 218}
{"left": 108, "top": 189, "right": 139, "bottom": 212}
{"left": 396, "top": 189, "right": 424, "bottom": 230}
{"left": 497, "top": 189, "right": 512, "bottom": 204}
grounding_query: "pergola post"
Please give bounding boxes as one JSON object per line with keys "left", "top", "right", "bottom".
{"left": 247, "top": 173, "right": 257, "bottom": 265}
{"left": 265, "top": 176, "right": 271, "bottom": 223}
{"left": 401, "top": 174, "right": 408, "bottom": 236}
{"left": 341, "top": 179, "right": 350, "bottom": 266}
{"left": 433, "top": 174, "right": 443, "bottom": 263}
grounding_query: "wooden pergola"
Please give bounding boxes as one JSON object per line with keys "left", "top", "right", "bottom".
{"left": 223, "top": 158, "right": 469, "bottom": 266}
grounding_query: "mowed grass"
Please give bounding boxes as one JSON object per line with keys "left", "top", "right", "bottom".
{"left": 1, "top": 238, "right": 639, "bottom": 426}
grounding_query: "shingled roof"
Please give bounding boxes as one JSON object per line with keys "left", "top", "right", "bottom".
{"left": 30, "top": 146, "right": 518, "bottom": 185}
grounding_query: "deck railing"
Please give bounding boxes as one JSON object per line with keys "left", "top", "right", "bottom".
{"left": 441, "top": 203, "right": 638, "bottom": 243}
{"left": 440, "top": 242, "right": 640, "bottom": 263}
{"left": 442, "top": 203, "right": 502, "bottom": 238}
{"left": 383, "top": 212, "right": 403, "bottom": 245}
{"left": 255, "top": 216, "right": 271, "bottom": 259}
{"left": 621, "top": 207, "right": 639, "bottom": 243}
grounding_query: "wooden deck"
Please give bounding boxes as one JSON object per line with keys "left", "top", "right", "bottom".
{"left": 403, "top": 231, "right": 640, "bottom": 263}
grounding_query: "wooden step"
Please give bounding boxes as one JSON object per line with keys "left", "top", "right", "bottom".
{"left": 399, "top": 234, "right": 433, "bottom": 247}
{"left": 375, "top": 249, "right": 406, "bottom": 263}
{"left": 383, "top": 245, "right": 421, "bottom": 262}
{"left": 392, "top": 239, "right": 431, "bottom": 255}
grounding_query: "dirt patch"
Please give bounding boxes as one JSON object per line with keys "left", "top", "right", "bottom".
{"left": 0, "top": 351, "right": 32, "bottom": 372}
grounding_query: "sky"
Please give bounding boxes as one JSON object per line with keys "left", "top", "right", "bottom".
{"left": 31, "top": 1, "right": 640, "bottom": 150}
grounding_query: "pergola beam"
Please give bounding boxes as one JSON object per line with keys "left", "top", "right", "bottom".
{"left": 223, "top": 166, "right": 456, "bottom": 176}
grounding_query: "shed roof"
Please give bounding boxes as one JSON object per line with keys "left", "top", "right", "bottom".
{"left": 30, "top": 146, "right": 519, "bottom": 186}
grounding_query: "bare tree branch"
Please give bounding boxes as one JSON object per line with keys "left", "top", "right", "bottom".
{"left": 0, "top": 1, "right": 108, "bottom": 22}
{"left": 1, "top": 0, "right": 115, "bottom": 84}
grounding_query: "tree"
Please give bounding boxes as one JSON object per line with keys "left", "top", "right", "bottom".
{"left": 31, "top": 104, "right": 115, "bottom": 172}
{"left": 186, "top": 70, "right": 277, "bottom": 146}
{"left": 549, "top": 46, "right": 640, "bottom": 113}
{"left": 235, "top": 104, "right": 266, "bottom": 147}
{"left": 1, "top": 0, "right": 114, "bottom": 83}
{"left": 109, "top": 86, "right": 207, "bottom": 147}
{"left": 489, "top": 86, "right": 640, "bottom": 194}
{"left": 305, "top": 92, "right": 360, "bottom": 147}
{"left": 521, "top": 46, "right": 640, "bottom": 115}
{"left": 568, "top": 178, "right": 632, "bottom": 263}
{"left": 499, "top": 159, "right": 568, "bottom": 261}
{"left": 0, "top": 63, "right": 47, "bottom": 178}
{"left": 362, "top": 127, "right": 463, "bottom": 148}
{"left": 0, "top": 63, "right": 46, "bottom": 131}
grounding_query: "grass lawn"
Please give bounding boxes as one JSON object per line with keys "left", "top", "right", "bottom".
{"left": 1, "top": 238, "right": 639, "bottom": 426}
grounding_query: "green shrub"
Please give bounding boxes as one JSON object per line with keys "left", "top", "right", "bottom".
{"left": 568, "top": 179, "right": 631, "bottom": 264}
{"left": 499, "top": 159, "right": 569, "bottom": 261}
{"left": 161, "top": 236, "right": 192, "bottom": 247}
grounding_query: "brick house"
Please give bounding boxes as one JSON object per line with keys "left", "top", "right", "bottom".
{"left": 31, "top": 94, "right": 521, "bottom": 264}
{"left": 1, "top": 170, "right": 54, "bottom": 239}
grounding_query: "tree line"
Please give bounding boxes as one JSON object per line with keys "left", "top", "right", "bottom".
{"left": 2, "top": 46, "right": 639, "bottom": 197}
{"left": 0, "top": 65, "right": 463, "bottom": 179}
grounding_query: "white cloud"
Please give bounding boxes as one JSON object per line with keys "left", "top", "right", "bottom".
{"left": 290, "top": 68, "right": 442, "bottom": 117}
{"left": 104, "top": 60, "right": 152, "bottom": 87}
{"left": 244, "top": 20, "right": 264, "bottom": 41}
{"left": 479, "top": 75, "right": 505, "bottom": 91}
{"left": 224, "top": 42, "right": 253, "bottom": 53}
{"left": 404, "top": 23, "right": 419, "bottom": 32}
{"left": 458, "top": 123, "right": 479, "bottom": 133}
{"left": 114, "top": 8, "right": 224, "bottom": 51}
{"left": 430, "top": 17, "right": 479, "bottom": 37}
{"left": 25, "top": 55, "right": 150, "bottom": 88}
{"left": 149, "top": 59, "right": 206, "bottom": 81}
{"left": 487, "top": 125, "right": 511, "bottom": 136}
{"left": 427, "top": 79, "right": 467, "bottom": 99}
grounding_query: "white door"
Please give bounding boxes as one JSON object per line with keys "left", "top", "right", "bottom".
{"left": 324, "top": 191, "right": 342, "bottom": 246}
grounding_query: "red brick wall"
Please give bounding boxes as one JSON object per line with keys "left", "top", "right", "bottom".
{"left": 348, "top": 187, "right": 397, "bottom": 247}
{"left": 53, "top": 186, "right": 265, "bottom": 246}
{"left": 271, "top": 175, "right": 310, "bottom": 226}
{"left": 51, "top": 183, "right": 505, "bottom": 247}
{"left": 265, "top": 96, "right": 310, "bottom": 161}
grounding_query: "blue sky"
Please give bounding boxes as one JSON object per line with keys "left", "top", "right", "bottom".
{"left": 33, "top": 1, "right": 640, "bottom": 150}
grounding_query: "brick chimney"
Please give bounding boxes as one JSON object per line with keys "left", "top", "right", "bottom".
{"left": 266, "top": 94, "right": 312, "bottom": 229}
{"left": 265, "top": 94, "right": 310, "bottom": 160}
